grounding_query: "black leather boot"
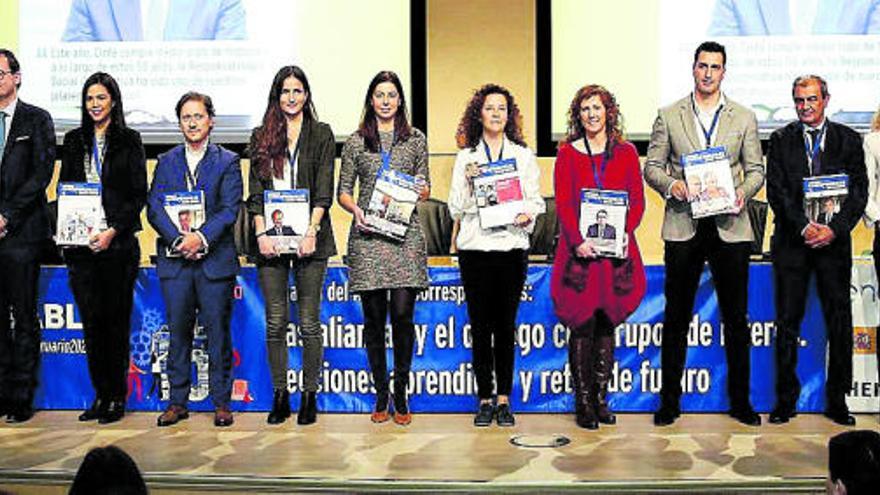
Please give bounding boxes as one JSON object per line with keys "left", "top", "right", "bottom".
{"left": 267, "top": 389, "right": 291, "bottom": 424}
{"left": 78, "top": 398, "right": 105, "bottom": 422}
{"left": 569, "top": 328, "right": 597, "bottom": 430}
{"left": 593, "top": 335, "right": 617, "bottom": 425}
{"left": 297, "top": 391, "right": 317, "bottom": 425}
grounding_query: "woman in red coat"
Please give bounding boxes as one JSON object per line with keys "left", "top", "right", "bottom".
{"left": 551, "top": 85, "right": 646, "bottom": 429}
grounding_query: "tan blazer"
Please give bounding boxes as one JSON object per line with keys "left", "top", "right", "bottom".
{"left": 643, "top": 94, "right": 764, "bottom": 242}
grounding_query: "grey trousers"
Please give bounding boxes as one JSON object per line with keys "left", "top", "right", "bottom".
{"left": 258, "top": 256, "right": 328, "bottom": 392}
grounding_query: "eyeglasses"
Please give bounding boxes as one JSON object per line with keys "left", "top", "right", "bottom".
{"left": 0, "top": 69, "right": 16, "bottom": 80}
{"left": 180, "top": 113, "right": 207, "bottom": 124}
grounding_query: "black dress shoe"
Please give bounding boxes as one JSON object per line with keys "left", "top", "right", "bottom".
{"left": 99, "top": 400, "right": 125, "bottom": 424}
{"left": 653, "top": 406, "right": 680, "bottom": 427}
{"left": 824, "top": 409, "right": 856, "bottom": 426}
{"left": 768, "top": 406, "right": 797, "bottom": 424}
{"left": 296, "top": 391, "right": 317, "bottom": 425}
{"left": 729, "top": 408, "right": 761, "bottom": 426}
{"left": 6, "top": 404, "right": 35, "bottom": 424}
{"left": 474, "top": 402, "right": 494, "bottom": 427}
{"left": 78, "top": 398, "right": 106, "bottom": 422}
{"left": 267, "top": 389, "right": 291, "bottom": 425}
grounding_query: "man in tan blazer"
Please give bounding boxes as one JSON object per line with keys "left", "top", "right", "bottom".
{"left": 644, "top": 41, "right": 764, "bottom": 427}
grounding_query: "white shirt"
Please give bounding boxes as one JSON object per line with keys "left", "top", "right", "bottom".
{"left": 691, "top": 92, "right": 727, "bottom": 149}
{"left": 183, "top": 142, "right": 209, "bottom": 247}
{"left": 272, "top": 144, "right": 300, "bottom": 191}
{"left": 789, "top": 0, "right": 819, "bottom": 35}
{"left": 184, "top": 142, "right": 207, "bottom": 188}
{"left": 141, "top": 0, "right": 170, "bottom": 41}
{"left": 0, "top": 97, "right": 16, "bottom": 144}
{"left": 0, "top": 98, "right": 16, "bottom": 180}
{"left": 863, "top": 131, "right": 880, "bottom": 226}
{"left": 801, "top": 118, "right": 827, "bottom": 173}
{"left": 447, "top": 137, "right": 545, "bottom": 252}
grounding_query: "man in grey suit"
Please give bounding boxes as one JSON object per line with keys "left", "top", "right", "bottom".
{"left": 644, "top": 41, "right": 765, "bottom": 427}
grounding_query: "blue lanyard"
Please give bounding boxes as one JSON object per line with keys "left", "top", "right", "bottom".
{"left": 379, "top": 131, "right": 395, "bottom": 173}
{"left": 803, "top": 125, "right": 825, "bottom": 169}
{"left": 584, "top": 137, "right": 607, "bottom": 190}
{"left": 693, "top": 99, "right": 723, "bottom": 149}
{"left": 482, "top": 138, "right": 504, "bottom": 163}
{"left": 92, "top": 137, "right": 104, "bottom": 177}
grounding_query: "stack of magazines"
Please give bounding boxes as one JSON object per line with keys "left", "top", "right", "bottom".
{"left": 163, "top": 191, "right": 206, "bottom": 257}
{"left": 56, "top": 182, "right": 107, "bottom": 246}
{"left": 579, "top": 188, "right": 628, "bottom": 258}
{"left": 803, "top": 174, "right": 848, "bottom": 225}
{"left": 263, "top": 189, "right": 310, "bottom": 254}
{"left": 681, "top": 146, "right": 737, "bottom": 218}
{"left": 473, "top": 157, "right": 524, "bottom": 229}
{"left": 364, "top": 167, "right": 420, "bottom": 241}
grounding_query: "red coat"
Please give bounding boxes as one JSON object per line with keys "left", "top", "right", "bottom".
{"left": 551, "top": 140, "right": 646, "bottom": 328}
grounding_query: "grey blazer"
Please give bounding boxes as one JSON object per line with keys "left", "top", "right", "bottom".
{"left": 643, "top": 94, "right": 764, "bottom": 243}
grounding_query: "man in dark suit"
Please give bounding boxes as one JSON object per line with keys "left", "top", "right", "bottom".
{"left": 147, "top": 91, "right": 242, "bottom": 428}
{"left": 586, "top": 210, "right": 616, "bottom": 240}
{"left": 766, "top": 75, "right": 867, "bottom": 426}
{"left": 0, "top": 49, "right": 55, "bottom": 423}
{"left": 266, "top": 209, "right": 296, "bottom": 237}
{"left": 644, "top": 41, "right": 765, "bottom": 427}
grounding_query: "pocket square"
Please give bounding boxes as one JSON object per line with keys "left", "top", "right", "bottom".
{"left": 15, "top": 135, "right": 30, "bottom": 141}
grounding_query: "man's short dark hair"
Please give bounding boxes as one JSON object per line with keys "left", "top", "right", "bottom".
{"left": 792, "top": 74, "right": 829, "bottom": 99}
{"left": 597, "top": 209, "right": 608, "bottom": 218}
{"left": 693, "top": 41, "right": 726, "bottom": 67}
{"left": 175, "top": 91, "right": 215, "bottom": 120}
{"left": 829, "top": 430, "right": 880, "bottom": 495}
{"left": 0, "top": 48, "right": 22, "bottom": 89}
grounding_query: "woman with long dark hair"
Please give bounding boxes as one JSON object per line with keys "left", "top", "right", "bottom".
{"left": 60, "top": 72, "right": 147, "bottom": 424}
{"left": 337, "top": 70, "right": 429, "bottom": 426}
{"left": 447, "top": 83, "right": 544, "bottom": 427}
{"left": 247, "top": 65, "right": 336, "bottom": 425}
{"left": 551, "top": 84, "right": 645, "bottom": 429}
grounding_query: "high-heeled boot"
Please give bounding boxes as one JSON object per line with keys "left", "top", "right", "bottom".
{"left": 569, "top": 331, "right": 597, "bottom": 429}
{"left": 267, "top": 389, "right": 291, "bottom": 424}
{"left": 593, "top": 335, "right": 617, "bottom": 425}
{"left": 297, "top": 391, "right": 317, "bottom": 425}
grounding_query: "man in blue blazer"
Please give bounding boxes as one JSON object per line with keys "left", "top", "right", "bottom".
{"left": 0, "top": 49, "right": 55, "bottom": 424}
{"left": 147, "top": 91, "right": 242, "bottom": 427}
{"left": 708, "top": 0, "right": 880, "bottom": 35}
{"left": 63, "top": 0, "right": 247, "bottom": 42}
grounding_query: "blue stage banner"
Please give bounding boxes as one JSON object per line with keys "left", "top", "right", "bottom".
{"left": 34, "top": 264, "right": 837, "bottom": 413}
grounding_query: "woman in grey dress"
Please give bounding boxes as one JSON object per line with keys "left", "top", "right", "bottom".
{"left": 338, "top": 70, "right": 429, "bottom": 426}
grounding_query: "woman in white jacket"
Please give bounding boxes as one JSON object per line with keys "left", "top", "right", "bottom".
{"left": 447, "top": 84, "right": 544, "bottom": 427}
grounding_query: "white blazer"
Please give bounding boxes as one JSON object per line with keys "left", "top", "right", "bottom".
{"left": 447, "top": 137, "right": 545, "bottom": 251}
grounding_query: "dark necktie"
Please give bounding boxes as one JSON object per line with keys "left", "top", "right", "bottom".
{"left": 809, "top": 129, "right": 822, "bottom": 175}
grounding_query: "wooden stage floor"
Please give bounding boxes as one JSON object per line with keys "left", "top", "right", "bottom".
{"left": 1, "top": 411, "right": 876, "bottom": 493}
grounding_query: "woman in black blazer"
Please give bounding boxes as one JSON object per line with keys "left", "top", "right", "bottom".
{"left": 60, "top": 72, "right": 147, "bottom": 424}
{"left": 247, "top": 66, "right": 336, "bottom": 425}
